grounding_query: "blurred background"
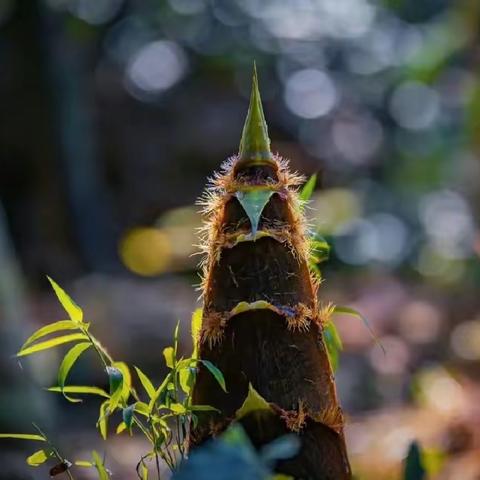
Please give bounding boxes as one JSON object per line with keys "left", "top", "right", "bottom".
{"left": 1, "top": 0, "right": 480, "bottom": 478}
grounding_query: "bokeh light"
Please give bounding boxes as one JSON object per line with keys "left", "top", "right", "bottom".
{"left": 125, "top": 40, "right": 187, "bottom": 100}
{"left": 284, "top": 69, "right": 337, "bottom": 119}
{"left": 119, "top": 227, "right": 172, "bottom": 276}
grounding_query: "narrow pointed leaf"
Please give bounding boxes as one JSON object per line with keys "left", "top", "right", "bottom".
{"left": 238, "top": 63, "right": 273, "bottom": 167}
{"left": 169, "top": 403, "right": 186, "bottom": 414}
{"left": 324, "top": 321, "right": 343, "bottom": 372}
{"left": 404, "top": 441, "right": 426, "bottom": 480}
{"left": 310, "top": 237, "right": 330, "bottom": 264}
{"left": 179, "top": 366, "right": 196, "bottom": 395}
{"left": 191, "top": 308, "right": 202, "bottom": 359}
{"left": 190, "top": 405, "right": 220, "bottom": 412}
{"left": 92, "top": 451, "right": 110, "bottom": 480}
{"left": 21, "top": 320, "right": 80, "bottom": 350}
{"left": 0, "top": 433, "right": 45, "bottom": 441}
{"left": 116, "top": 422, "right": 127, "bottom": 434}
{"left": 97, "top": 401, "right": 109, "bottom": 440}
{"left": 134, "top": 366, "right": 156, "bottom": 400}
{"left": 122, "top": 404, "right": 135, "bottom": 432}
{"left": 163, "top": 346, "right": 175, "bottom": 369}
{"left": 26, "top": 449, "right": 50, "bottom": 466}
{"left": 174, "top": 320, "right": 180, "bottom": 358}
{"left": 299, "top": 174, "right": 317, "bottom": 203}
{"left": 17, "top": 333, "right": 89, "bottom": 357}
{"left": 75, "top": 460, "right": 94, "bottom": 467}
{"left": 235, "top": 383, "right": 272, "bottom": 419}
{"left": 47, "top": 276, "right": 83, "bottom": 323}
{"left": 200, "top": 360, "right": 227, "bottom": 392}
{"left": 106, "top": 366, "right": 123, "bottom": 411}
{"left": 333, "top": 305, "right": 385, "bottom": 354}
{"left": 235, "top": 189, "right": 274, "bottom": 236}
{"left": 58, "top": 342, "right": 91, "bottom": 402}
{"left": 114, "top": 362, "right": 131, "bottom": 403}
{"left": 48, "top": 386, "right": 109, "bottom": 398}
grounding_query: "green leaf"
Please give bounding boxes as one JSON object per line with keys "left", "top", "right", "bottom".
{"left": 47, "top": 276, "right": 83, "bottom": 324}
{"left": 122, "top": 404, "right": 135, "bottom": 432}
{"left": 114, "top": 362, "right": 131, "bottom": 403}
{"left": 235, "top": 383, "right": 272, "bottom": 419}
{"left": 310, "top": 236, "right": 330, "bottom": 264}
{"left": 97, "top": 401, "right": 109, "bottom": 440}
{"left": 299, "top": 174, "right": 317, "bottom": 203}
{"left": 57, "top": 342, "right": 91, "bottom": 402}
{"left": 169, "top": 403, "right": 187, "bottom": 414}
{"left": 191, "top": 308, "right": 202, "bottom": 359}
{"left": 75, "top": 460, "right": 93, "bottom": 467}
{"left": 148, "top": 372, "right": 172, "bottom": 412}
{"left": 26, "top": 449, "right": 49, "bottom": 466}
{"left": 0, "top": 433, "right": 45, "bottom": 441}
{"left": 134, "top": 402, "right": 150, "bottom": 417}
{"left": 324, "top": 321, "right": 343, "bottom": 372}
{"left": 47, "top": 386, "right": 109, "bottom": 398}
{"left": 179, "top": 366, "right": 196, "bottom": 395}
{"left": 201, "top": 360, "right": 227, "bottom": 392}
{"left": 174, "top": 320, "right": 180, "bottom": 358}
{"left": 116, "top": 422, "right": 127, "bottom": 434}
{"left": 21, "top": 320, "right": 80, "bottom": 350}
{"left": 163, "top": 346, "right": 175, "bottom": 369}
{"left": 140, "top": 461, "right": 149, "bottom": 480}
{"left": 235, "top": 189, "right": 274, "bottom": 236}
{"left": 92, "top": 451, "right": 110, "bottom": 480}
{"left": 404, "top": 441, "right": 426, "bottom": 480}
{"left": 17, "top": 333, "right": 89, "bottom": 357}
{"left": 106, "top": 366, "right": 124, "bottom": 412}
{"left": 134, "top": 366, "right": 156, "bottom": 400}
{"left": 333, "top": 305, "right": 385, "bottom": 354}
{"left": 190, "top": 405, "right": 220, "bottom": 412}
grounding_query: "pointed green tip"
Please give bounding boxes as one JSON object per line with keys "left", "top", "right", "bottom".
{"left": 237, "top": 63, "right": 274, "bottom": 168}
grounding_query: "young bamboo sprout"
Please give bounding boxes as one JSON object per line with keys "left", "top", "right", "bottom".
{"left": 190, "top": 66, "right": 352, "bottom": 480}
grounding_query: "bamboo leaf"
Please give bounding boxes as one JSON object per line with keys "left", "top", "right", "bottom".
{"left": 21, "top": 320, "right": 80, "bottom": 350}
{"left": 75, "top": 460, "right": 93, "bottom": 467}
{"left": 92, "top": 450, "right": 110, "bottom": 480}
{"left": 235, "top": 189, "right": 274, "bottom": 236}
{"left": 235, "top": 383, "right": 272, "bottom": 419}
{"left": 179, "top": 366, "right": 196, "bottom": 395}
{"left": 191, "top": 308, "right": 202, "bottom": 359}
{"left": 134, "top": 402, "right": 150, "bottom": 417}
{"left": 116, "top": 422, "right": 127, "bottom": 434}
{"left": 324, "top": 321, "right": 343, "bottom": 372}
{"left": 310, "top": 236, "right": 330, "bottom": 264}
{"left": 47, "top": 276, "right": 83, "bottom": 324}
{"left": 17, "top": 333, "right": 89, "bottom": 357}
{"left": 200, "top": 360, "right": 227, "bottom": 392}
{"left": 148, "top": 373, "right": 171, "bottom": 412}
{"left": 169, "top": 403, "right": 186, "bottom": 414}
{"left": 97, "top": 401, "right": 109, "bottom": 440}
{"left": 134, "top": 366, "right": 156, "bottom": 400}
{"left": 299, "top": 174, "right": 317, "bottom": 203}
{"left": 333, "top": 305, "right": 385, "bottom": 354}
{"left": 404, "top": 441, "right": 426, "bottom": 480}
{"left": 163, "top": 347, "right": 175, "bottom": 369}
{"left": 114, "top": 362, "right": 131, "bottom": 403}
{"left": 26, "top": 449, "right": 50, "bottom": 466}
{"left": 106, "top": 366, "right": 123, "bottom": 412}
{"left": 0, "top": 433, "right": 45, "bottom": 441}
{"left": 190, "top": 405, "right": 220, "bottom": 412}
{"left": 48, "top": 386, "right": 109, "bottom": 398}
{"left": 57, "top": 342, "right": 91, "bottom": 402}
{"left": 122, "top": 404, "right": 135, "bottom": 432}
